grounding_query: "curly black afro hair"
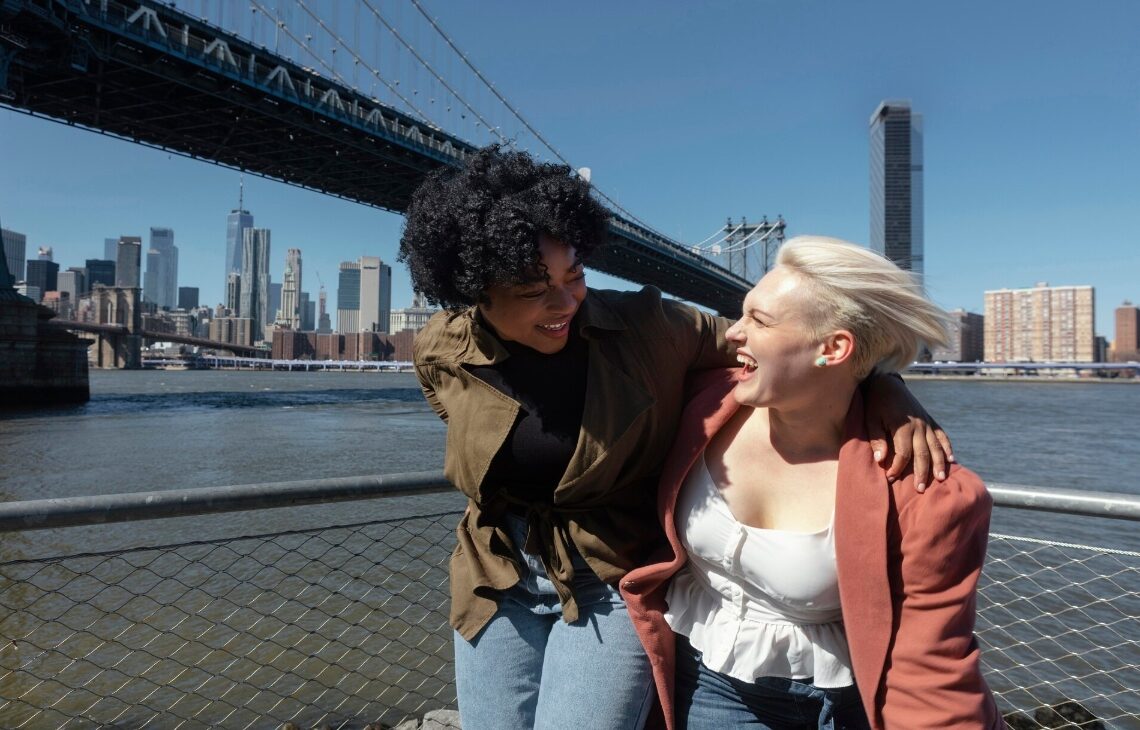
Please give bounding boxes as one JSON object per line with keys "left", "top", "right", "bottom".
{"left": 397, "top": 145, "right": 610, "bottom": 309}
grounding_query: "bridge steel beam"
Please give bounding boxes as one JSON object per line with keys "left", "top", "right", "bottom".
{"left": 1, "top": 0, "right": 752, "bottom": 314}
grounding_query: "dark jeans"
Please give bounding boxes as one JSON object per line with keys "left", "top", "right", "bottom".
{"left": 675, "top": 635, "right": 871, "bottom": 730}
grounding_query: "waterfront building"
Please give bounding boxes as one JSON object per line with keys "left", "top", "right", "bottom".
{"left": 209, "top": 316, "right": 253, "bottom": 347}
{"left": 239, "top": 228, "right": 270, "bottom": 341}
{"left": 870, "top": 100, "right": 924, "bottom": 282}
{"left": 984, "top": 283, "right": 1095, "bottom": 363}
{"left": 2, "top": 228, "right": 26, "bottom": 287}
{"left": 42, "top": 291, "right": 72, "bottom": 320}
{"left": 359, "top": 256, "right": 392, "bottom": 333}
{"left": 168, "top": 310, "right": 195, "bottom": 338}
{"left": 25, "top": 258, "right": 59, "bottom": 299}
{"left": 178, "top": 287, "right": 199, "bottom": 310}
{"left": 1114, "top": 301, "right": 1140, "bottom": 362}
{"left": 336, "top": 260, "right": 361, "bottom": 334}
{"left": 86, "top": 259, "right": 116, "bottom": 288}
{"left": 278, "top": 248, "right": 302, "bottom": 329}
{"left": 389, "top": 298, "right": 439, "bottom": 333}
{"left": 143, "top": 227, "right": 178, "bottom": 310}
{"left": 930, "top": 309, "right": 984, "bottom": 362}
{"left": 115, "top": 237, "right": 142, "bottom": 289}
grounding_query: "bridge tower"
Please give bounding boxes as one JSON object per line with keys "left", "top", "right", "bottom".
{"left": 721, "top": 217, "right": 787, "bottom": 284}
{"left": 90, "top": 285, "right": 142, "bottom": 369}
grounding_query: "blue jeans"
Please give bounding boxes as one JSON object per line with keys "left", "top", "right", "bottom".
{"left": 453, "top": 513, "right": 654, "bottom": 730}
{"left": 675, "top": 635, "right": 870, "bottom": 730}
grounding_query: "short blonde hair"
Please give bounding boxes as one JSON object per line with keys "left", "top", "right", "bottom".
{"left": 775, "top": 236, "right": 950, "bottom": 377}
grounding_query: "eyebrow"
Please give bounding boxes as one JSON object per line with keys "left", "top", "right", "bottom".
{"left": 745, "top": 306, "right": 773, "bottom": 319}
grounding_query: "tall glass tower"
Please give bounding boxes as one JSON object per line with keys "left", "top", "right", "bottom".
{"left": 870, "top": 100, "right": 924, "bottom": 283}
{"left": 240, "top": 228, "right": 271, "bottom": 341}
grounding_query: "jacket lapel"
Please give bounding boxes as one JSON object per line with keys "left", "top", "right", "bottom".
{"left": 657, "top": 370, "right": 740, "bottom": 540}
{"left": 834, "top": 392, "right": 893, "bottom": 724}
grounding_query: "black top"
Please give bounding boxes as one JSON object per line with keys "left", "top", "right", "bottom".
{"left": 468, "top": 323, "right": 589, "bottom": 507}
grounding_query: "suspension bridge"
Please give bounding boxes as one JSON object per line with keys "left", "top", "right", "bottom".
{"left": 0, "top": 0, "right": 784, "bottom": 316}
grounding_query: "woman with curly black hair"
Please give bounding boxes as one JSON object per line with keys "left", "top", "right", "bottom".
{"left": 400, "top": 145, "right": 952, "bottom": 730}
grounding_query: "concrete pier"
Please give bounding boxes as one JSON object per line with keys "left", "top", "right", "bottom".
{"left": 0, "top": 254, "right": 91, "bottom": 406}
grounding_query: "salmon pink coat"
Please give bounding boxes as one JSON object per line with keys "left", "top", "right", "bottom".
{"left": 620, "top": 370, "right": 1005, "bottom": 730}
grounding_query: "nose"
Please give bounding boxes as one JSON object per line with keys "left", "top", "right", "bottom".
{"left": 548, "top": 285, "right": 577, "bottom": 311}
{"left": 725, "top": 318, "right": 745, "bottom": 342}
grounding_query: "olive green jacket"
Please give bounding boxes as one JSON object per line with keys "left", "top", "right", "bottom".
{"left": 414, "top": 287, "right": 735, "bottom": 639}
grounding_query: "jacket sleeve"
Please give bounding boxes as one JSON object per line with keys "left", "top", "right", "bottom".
{"left": 658, "top": 296, "right": 737, "bottom": 370}
{"left": 414, "top": 361, "right": 448, "bottom": 422}
{"left": 412, "top": 330, "right": 448, "bottom": 423}
{"left": 881, "top": 469, "right": 1001, "bottom": 728}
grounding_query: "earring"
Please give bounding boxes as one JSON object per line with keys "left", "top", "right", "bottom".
{"left": 814, "top": 356, "right": 828, "bottom": 367}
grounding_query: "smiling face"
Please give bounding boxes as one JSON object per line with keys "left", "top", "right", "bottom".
{"left": 726, "top": 266, "right": 825, "bottom": 409}
{"left": 477, "top": 234, "right": 587, "bottom": 354}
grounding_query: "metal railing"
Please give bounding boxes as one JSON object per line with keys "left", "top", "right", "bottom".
{"left": 1, "top": 475, "right": 1137, "bottom": 728}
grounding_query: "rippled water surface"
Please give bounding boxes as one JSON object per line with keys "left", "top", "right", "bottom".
{"left": 2, "top": 371, "right": 1137, "bottom": 550}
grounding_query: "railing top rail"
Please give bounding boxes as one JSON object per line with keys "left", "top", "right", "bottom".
{"left": 1, "top": 474, "right": 1137, "bottom": 532}
{"left": 986, "top": 482, "right": 1140, "bottom": 522}
{"left": 0, "top": 471, "right": 451, "bottom": 531}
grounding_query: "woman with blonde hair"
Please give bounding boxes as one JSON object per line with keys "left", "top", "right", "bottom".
{"left": 623, "top": 236, "right": 1004, "bottom": 729}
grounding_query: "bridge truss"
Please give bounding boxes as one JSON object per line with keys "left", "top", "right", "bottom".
{"left": 1, "top": 0, "right": 752, "bottom": 314}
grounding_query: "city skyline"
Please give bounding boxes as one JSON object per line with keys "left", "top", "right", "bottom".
{"left": 1, "top": 1, "right": 1136, "bottom": 337}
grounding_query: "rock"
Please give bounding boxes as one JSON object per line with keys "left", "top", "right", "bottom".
{"left": 1003, "top": 712, "right": 1037, "bottom": 730}
{"left": 420, "top": 709, "right": 462, "bottom": 729}
{"left": 1034, "top": 700, "right": 1105, "bottom": 729}
{"left": 391, "top": 720, "right": 419, "bottom": 730}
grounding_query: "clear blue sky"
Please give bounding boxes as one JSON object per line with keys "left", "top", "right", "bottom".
{"left": 2, "top": 0, "right": 1137, "bottom": 337}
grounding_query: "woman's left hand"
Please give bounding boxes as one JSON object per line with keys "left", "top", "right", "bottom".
{"left": 863, "top": 374, "right": 954, "bottom": 492}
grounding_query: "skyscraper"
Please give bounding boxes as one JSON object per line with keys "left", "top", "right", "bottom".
{"left": 268, "top": 283, "right": 282, "bottom": 326}
{"left": 25, "top": 259, "right": 59, "bottom": 298}
{"left": 115, "top": 237, "right": 142, "bottom": 288}
{"left": 2, "top": 228, "right": 26, "bottom": 287}
{"left": 337, "top": 261, "right": 361, "bottom": 333}
{"left": 178, "top": 287, "right": 200, "bottom": 310}
{"left": 870, "top": 100, "right": 924, "bottom": 281}
{"left": 225, "top": 272, "right": 242, "bottom": 316}
{"left": 104, "top": 237, "right": 119, "bottom": 262}
{"left": 226, "top": 182, "right": 254, "bottom": 279}
{"left": 278, "top": 248, "right": 303, "bottom": 329}
{"left": 144, "top": 226, "right": 178, "bottom": 309}
{"left": 85, "top": 259, "right": 116, "bottom": 288}
{"left": 58, "top": 269, "right": 86, "bottom": 304}
{"left": 240, "top": 228, "right": 271, "bottom": 340}
{"left": 359, "top": 256, "right": 392, "bottom": 333}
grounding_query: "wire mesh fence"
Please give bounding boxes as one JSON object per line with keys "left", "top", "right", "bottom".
{"left": 978, "top": 533, "right": 1140, "bottom": 729}
{"left": 0, "top": 509, "right": 462, "bottom": 729}
{"left": 1, "top": 489, "right": 1138, "bottom": 728}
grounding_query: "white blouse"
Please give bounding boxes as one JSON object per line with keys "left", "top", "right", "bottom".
{"left": 664, "top": 451, "right": 855, "bottom": 688}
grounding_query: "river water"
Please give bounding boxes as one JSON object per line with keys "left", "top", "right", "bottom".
{"left": 1, "top": 370, "right": 1137, "bottom": 551}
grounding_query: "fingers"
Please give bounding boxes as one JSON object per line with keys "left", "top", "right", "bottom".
{"left": 910, "top": 423, "right": 932, "bottom": 493}
{"left": 886, "top": 421, "right": 914, "bottom": 483}
{"left": 926, "top": 425, "right": 947, "bottom": 484}
{"left": 934, "top": 427, "right": 955, "bottom": 464}
{"left": 866, "top": 419, "right": 889, "bottom": 466}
